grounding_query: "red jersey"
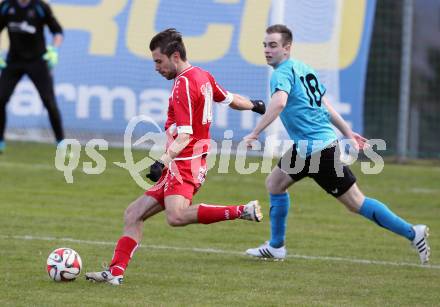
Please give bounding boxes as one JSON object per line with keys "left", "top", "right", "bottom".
{"left": 164, "top": 66, "right": 233, "bottom": 159}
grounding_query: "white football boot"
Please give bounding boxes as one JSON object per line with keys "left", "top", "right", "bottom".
{"left": 411, "top": 224, "right": 430, "bottom": 265}
{"left": 85, "top": 269, "right": 123, "bottom": 286}
{"left": 246, "top": 241, "right": 286, "bottom": 260}
{"left": 239, "top": 200, "right": 263, "bottom": 222}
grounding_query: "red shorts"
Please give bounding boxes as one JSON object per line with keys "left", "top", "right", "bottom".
{"left": 145, "top": 158, "right": 208, "bottom": 207}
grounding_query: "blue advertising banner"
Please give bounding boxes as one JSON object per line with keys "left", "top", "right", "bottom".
{"left": 4, "top": 0, "right": 376, "bottom": 143}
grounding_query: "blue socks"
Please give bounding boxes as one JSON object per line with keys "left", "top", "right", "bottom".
{"left": 269, "top": 193, "right": 290, "bottom": 248}
{"left": 268, "top": 195, "right": 414, "bottom": 247}
{"left": 0, "top": 140, "right": 5, "bottom": 153}
{"left": 359, "top": 197, "right": 415, "bottom": 240}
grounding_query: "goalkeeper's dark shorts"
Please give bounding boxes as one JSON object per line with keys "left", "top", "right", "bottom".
{"left": 277, "top": 141, "right": 356, "bottom": 197}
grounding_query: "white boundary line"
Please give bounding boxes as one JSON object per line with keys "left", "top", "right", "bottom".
{"left": 0, "top": 161, "right": 54, "bottom": 170}
{"left": 2, "top": 234, "right": 439, "bottom": 270}
{"left": 0, "top": 161, "right": 121, "bottom": 174}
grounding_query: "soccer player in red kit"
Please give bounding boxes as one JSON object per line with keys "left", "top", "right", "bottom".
{"left": 85, "top": 28, "right": 267, "bottom": 285}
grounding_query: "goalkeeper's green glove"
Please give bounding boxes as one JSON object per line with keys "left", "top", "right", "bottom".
{"left": 0, "top": 56, "right": 6, "bottom": 69}
{"left": 43, "top": 46, "right": 58, "bottom": 68}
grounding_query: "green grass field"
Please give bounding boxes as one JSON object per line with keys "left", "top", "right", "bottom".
{"left": 1, "top": 141, "right": 439, "bottom": 306}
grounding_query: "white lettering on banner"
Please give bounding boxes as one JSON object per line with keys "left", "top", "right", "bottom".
{"left": 215, "top": 103, "right": 227, "bottom": 128}
{"left": 138, "top": 89, "right": 169, "bottom": 123}
{"left": 8, "top": 81, "right": 255, "bottom": 130}
{"left": 241, "top": 109, "right": 253, "bottom": 130}
{"left": 77, "top": 85, "right": 137, "bottom": 120}
{"left": 56, "top": 83, "right": 77, "bottom": 102}
{"left": 9, "top": 82, "right": 43, "bottom": 116}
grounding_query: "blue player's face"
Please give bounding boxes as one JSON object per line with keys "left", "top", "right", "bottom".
{"left": 263, "top": 33, "right": 290, "bottom": 67}
{"left": 151, "top": 48, "right": 178, "bottom": 80}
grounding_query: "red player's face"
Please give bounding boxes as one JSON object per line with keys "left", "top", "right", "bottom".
{"left": 151, "top": 48, "right": 178, "bottom": 80}
{"left": 263, "top": 33, "right": 290, "bottom": 67}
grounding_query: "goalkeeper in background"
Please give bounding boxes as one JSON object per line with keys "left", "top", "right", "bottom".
{"left": 0, "top": 0, "right": 64, "bottom": 153}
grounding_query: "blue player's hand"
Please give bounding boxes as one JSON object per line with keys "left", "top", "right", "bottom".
{"left": 243, "top": 132, "right": 259, "bottom": 149}
{"left": 351, "top": 132, "right": 369, "bottom": 150}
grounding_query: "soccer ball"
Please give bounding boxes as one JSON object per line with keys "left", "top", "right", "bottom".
{"left": 46, "top": 247, "right": 82, "bottom": 281}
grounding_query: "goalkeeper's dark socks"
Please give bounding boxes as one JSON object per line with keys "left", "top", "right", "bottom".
{"left": 109, "top": 236, "right": 138, "bottom": 276}
{"left": 359, "top": 197, "right": 415, "bottom": 240}
{"left": 197, "top": 204, "right": 244, "bottom": 224}
{"left": 269, "top": 193, "right": 290, "bottom": 248}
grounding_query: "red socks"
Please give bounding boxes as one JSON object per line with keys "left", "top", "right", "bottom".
{"left": 197, "top": 204, "right": 244, "bottom": 224}
{"left": 108, "top": 205, "right": 245, "bottom": 275}
{"left": 109, "top": 236, "right": 138, "bottom": 276}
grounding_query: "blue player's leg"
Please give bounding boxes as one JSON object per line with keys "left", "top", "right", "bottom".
{"left": 265, "top": 167, "right": 293, "bottom": 248}
{"left": 268, "top": 193, "right": 290, "bottom": 247}
{"left": 246, "top": 166, "right": 293, "bottom": 260}
{"left": 337, "top": 183, "right": 430, "bottom": 264}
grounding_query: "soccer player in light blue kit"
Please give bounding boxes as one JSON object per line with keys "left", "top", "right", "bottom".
{"left": 244, "top": 24, "right": 430, "bottom": 264}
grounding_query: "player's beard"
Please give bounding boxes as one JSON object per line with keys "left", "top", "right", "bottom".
{"left": 165, "top": 72, "right": 176, "bottom": 80}
{"left": 165, "top": 63, "right": 178, "bottom": 80}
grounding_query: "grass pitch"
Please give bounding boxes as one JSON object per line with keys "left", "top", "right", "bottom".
{"left": 0, "top": 141, "right": 439, "bottom": 306}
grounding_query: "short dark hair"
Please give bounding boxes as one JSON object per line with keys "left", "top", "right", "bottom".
{"left": 149, "top": 28, "right": 187, "bottom": 61}
{"left": 266, "top": 24, "right": 293, "bottom": 46}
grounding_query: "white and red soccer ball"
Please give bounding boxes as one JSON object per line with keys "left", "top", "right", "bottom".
{"left": 46, "top": 247, "right": 82, "bottom": 281}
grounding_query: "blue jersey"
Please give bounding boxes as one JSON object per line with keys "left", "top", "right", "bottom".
{"left": 270, "top": 58, "right": 337, "bottom": 157}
